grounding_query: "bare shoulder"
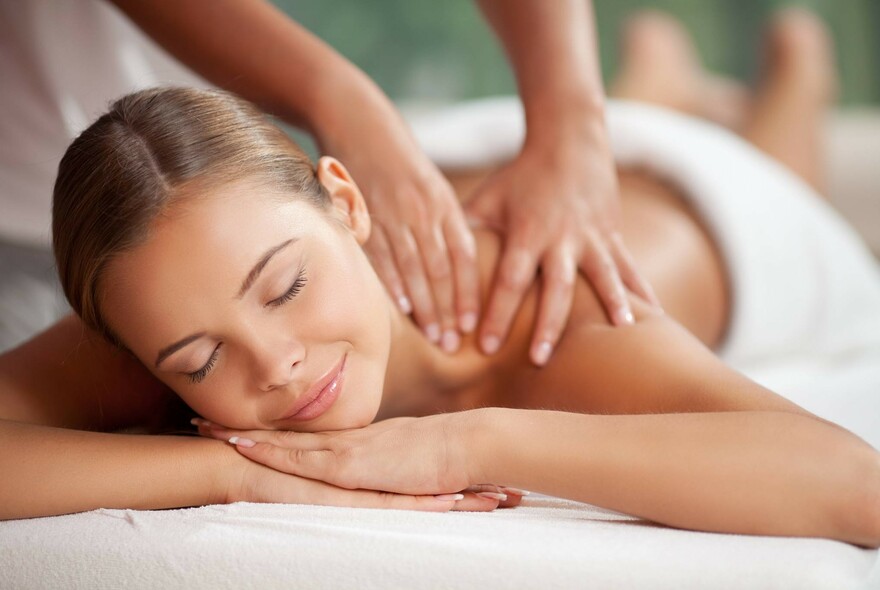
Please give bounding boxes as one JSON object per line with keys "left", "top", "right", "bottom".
{"left": 0, "top": 314, "right": 176, "bottom": 431}
{"left": 468, "top": 231, "right": 816, "bottom": 420}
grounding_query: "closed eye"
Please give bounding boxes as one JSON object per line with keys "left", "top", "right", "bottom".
{"left": 187, "top": 343, "right": 222, "bottom": 384}
{"left": 268, "top": 269, "right": 307, "bottom": 307}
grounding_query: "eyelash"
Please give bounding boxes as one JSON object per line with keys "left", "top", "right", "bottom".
{"left": 188, "top": 344, "right": 221, "bottom": 384}
{"left": 185, "top": 269, "right": 307, "bottom": 384}
{"left": 267, "top": 269, "right": 307, "bottom": 307}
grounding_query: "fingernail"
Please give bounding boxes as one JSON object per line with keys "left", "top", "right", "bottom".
{"left": 441, "top": 329, "right": 460, "bottom": 353}
{"left": 476, "top": 492, "right": 508, "bottom": 501}
{"left": 482, "top": 334, "right": 500, "bottom": 355}
{"left": 425, "top": 323, "right": 441, "bottom": 343}
{"left": 621, "top": 310, "right": 635, "bottom": 325}
{"left": 460, "top": 312, "right": 477, "bottom": 333}
{"left": 501, "top": 487, "right": 531, "bottom": 496}
{"left": 190, "top": 418, "right": 212, "bottom": 427}
{"left": 228, "top": 436, "right": 255, "bottom": 448}
{"left": 397, "top": 295, "right": 412, "bottom": 315}
{"left": 434, "top": 493, "right": 465, "bottom": 501}
{"left": 532, "top": 341, "right": 552, "bottom": 366}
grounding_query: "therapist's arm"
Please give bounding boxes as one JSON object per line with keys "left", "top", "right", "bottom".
{"left": 469, "top": 0, "right": 660, "bottom": 365}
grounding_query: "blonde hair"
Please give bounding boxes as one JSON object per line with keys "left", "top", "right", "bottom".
{"left": 53, "top": 86, "right": 328, "bottom": 347}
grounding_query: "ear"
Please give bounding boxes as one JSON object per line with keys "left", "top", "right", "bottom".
{"left": 316, "top": 156, "right": 371, "bottom": 245}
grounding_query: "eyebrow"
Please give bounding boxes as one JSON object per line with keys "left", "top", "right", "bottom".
{"left": 235, "top": 238, "right": 297, "bottom": 300}
{"left": 154, "top": 237, "right": 297, "bottom": 369}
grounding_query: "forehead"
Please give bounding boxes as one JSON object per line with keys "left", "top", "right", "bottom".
{"left": 99, "top": 181, "right": 326, "bottom": 349}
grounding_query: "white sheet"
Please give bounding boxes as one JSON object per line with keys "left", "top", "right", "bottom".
{"left": 2, "top": 98, "right": 878, "bottom": 589}
{"left": 2, "top": 496, "right": 877, "bottom": 589}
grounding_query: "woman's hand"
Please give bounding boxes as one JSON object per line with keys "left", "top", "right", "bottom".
{"left": 218, "top": 443, "right": 497, "bottom": 512}
{"left": 194, "top": 411, "right": 526, "bottom": 509}
{"left": 464, "top": 128, "right": 661, "bottom": 366}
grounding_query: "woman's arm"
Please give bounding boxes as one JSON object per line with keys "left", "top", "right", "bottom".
{"left": 0, "top": 420, "right": 232, "bottom": 520}
{"left": 473, "top": 408, "right": 880, "bottom": 548}
{"left": 201, "top": 403, "right": 880, "bottom": 547}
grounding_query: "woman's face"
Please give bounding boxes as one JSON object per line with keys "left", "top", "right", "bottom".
{"left": 101, "top": 159, "right": 392, "bottom": 432}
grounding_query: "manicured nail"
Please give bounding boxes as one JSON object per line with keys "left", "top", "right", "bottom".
{"left": 476, "top": 492, "right": 507, "bottom": 501}
{"left": 482, "top": 334, "right": 500, "bottom": 355}
{"left": 620, "top": 310, "right": 634, "bottom": 325}
{"left": 434, "top": 493, "right": 465, "bottom": 501}
{"left": 190, "top": 418, "right": 212, "bottom": 427}
{"left": 425, "top": 323, "right": 441, "bottom": 343}
{"left": 460, "top": 312, "right": 477, "bottom": 333}
{"left": 501, "top": 487, "right": 531, "bottom": 496}
{"left": 441, "top": 329, "right": 460, "bottom": 353}
{"left": 533, "top": 341, "right": 552, "bottom": 366}
{"left": 397, "top": 295, "right": 412, "bottom": 315}
{"left": 228, "top": 436, "right": 255, "bottom": 448}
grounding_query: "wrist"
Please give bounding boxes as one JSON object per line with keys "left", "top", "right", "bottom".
{"left": 461, "top": 407, "right": 510, "bottom": 485}
{"left": 523, "top": 97, "right": 608, "bottom": 155}
{"left": 203, "top": 435, "right": 251, "bottom": 505}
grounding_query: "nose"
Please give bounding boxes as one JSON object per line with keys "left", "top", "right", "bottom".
{"left": 245, "top": 325, "right": 305, "bottom": 392}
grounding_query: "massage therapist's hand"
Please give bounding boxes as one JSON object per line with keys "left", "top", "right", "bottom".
{"left": 194, "top": 413, "right": 525, "bottom": 509}
{"left": 318, "top": 103, "right": 479, "bottom": 353}
{"left": 464, "top": 127, "right": 661, "bottom": 366}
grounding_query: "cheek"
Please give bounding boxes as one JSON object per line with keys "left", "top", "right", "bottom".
{"left": 160, "top": 356, "right": 264, "bottom": 429}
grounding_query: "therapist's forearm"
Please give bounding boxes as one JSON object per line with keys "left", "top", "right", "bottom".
{"left": 0, "top": 419, "right": 234, "bottom": 520}
{"left": 472, "top": 408, "right": 880, "bottom": 547}
{"left": 108, "top": 0, "right": 396, "bottom": 142}
{"left": 476, "top": 0, "right": 607, "bottom": 144}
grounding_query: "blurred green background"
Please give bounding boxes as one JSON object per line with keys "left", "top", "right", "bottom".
{"left": 272, "top": 0, "right": 878, "bottom": 106}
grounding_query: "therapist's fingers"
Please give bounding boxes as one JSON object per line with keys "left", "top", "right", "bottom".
{"left": 479, "top": 240, "right": 539, "bottom": 355}
{"left": 444, "top": 213, "right": 480, "bottom": 334}
{"left": 390, "top": 227, "right": 441, "bottom": 344}
{"left": 609, "top": 232, "right": 662, "bottom": 309}
{"left": 414, "top": 222, "right": 459, "bottom": 352}
{"left": 580, "top": 231, "right": 633, "bottom": 326}
{"left": 530, "top": 246, "right": 578, "bottom": 366}
{"left": 365, "top": 226, "right": 413, "bottom": 315}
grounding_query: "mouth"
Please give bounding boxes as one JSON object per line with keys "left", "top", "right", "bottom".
{"left": 280, "top": 354, "right": 347, "bottom": 422}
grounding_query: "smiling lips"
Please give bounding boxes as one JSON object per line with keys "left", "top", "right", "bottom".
{"left": 280, "top": 354, "right": 346, "bottom": 422}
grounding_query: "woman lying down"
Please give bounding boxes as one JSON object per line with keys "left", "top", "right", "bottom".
{"left": 1, "top": 9, "right": 879, "bottom": 548}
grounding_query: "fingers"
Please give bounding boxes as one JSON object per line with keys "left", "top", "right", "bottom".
{"left": 232, "top": 436, "right": 344, "bottom": 485}
{"left": 365, "top": 227, "right": 412, "bottom": 315}
{"left": 580, "top": 231, "right": 634, "bottom": 326}
{"left": 388, "top": 227, "right": 442, "bottom": 344}
{"left": 463, "top": 484, "right": 529, "bottom": 508}
{"left": 341, "top": 490, "right": 464, "bottom": 513}
{"left": 480, "top": 241, "right": 537, "bottom": 355}
{"left": 413, "top": 222, "right": 459, "bottom": 352}
{"left": 444, "top": 213, "right": 480, "bottom": 335}
{"left": 609, "top": 232, "right": 663, "bottom": 309}
{"left": 530, "top": 247, "right": 577, "bottom": 366}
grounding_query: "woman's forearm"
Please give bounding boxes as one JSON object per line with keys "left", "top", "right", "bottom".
{"left": 0, "top": 419, "right": 235, "bottom": 520}
{"left": 473, "top": 408, "right": 880, "bottom": 547}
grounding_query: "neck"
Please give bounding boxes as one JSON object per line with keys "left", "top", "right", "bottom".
{"left": 376, "top": 298, "right": 492, "bottom": 420}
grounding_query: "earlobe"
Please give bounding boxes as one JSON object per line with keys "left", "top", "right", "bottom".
{"left": 316, "top": 156, "right": 371, "bottom": 245}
